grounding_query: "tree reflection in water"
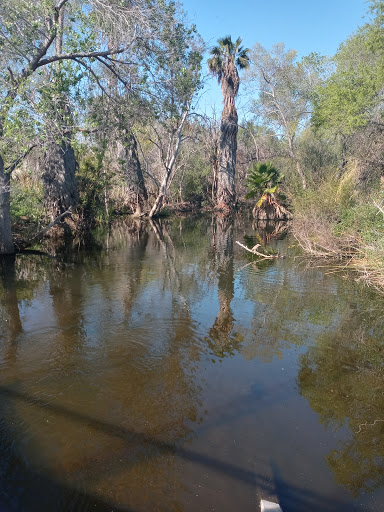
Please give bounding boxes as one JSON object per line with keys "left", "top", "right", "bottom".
{"left": 252, "top": 220, "right": 289, "bottom": 246}
{"left": 0, "top": 219, "right": 205, "bottom": 511}
{"left": 1, "top": 216, "right": 384, "bottom": 510}
{"left": 208, "top": 215, "right": 243, "bottom": 357}
{"left": 0, "top": 255, "right": 22, "bottom": 366}
{"left": 298, "top": 289, "right": 384, "bottom": 497}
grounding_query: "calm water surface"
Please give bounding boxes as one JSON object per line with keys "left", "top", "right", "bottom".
{"left": 0, "top": 214, "right": 384, "bottom": 511}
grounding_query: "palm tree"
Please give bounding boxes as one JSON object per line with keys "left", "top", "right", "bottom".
{"left": 208, "top": 36, "right": 249, "bottom": 211}
{"left": 245, "top": 161, "right": 292, "bottom": 220}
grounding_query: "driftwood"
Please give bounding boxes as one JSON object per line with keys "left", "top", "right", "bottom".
{"left": 17, "top": 208, "right": 72, "bottom": 251}
{"left": 235, "top": 241, "right": 279, "bottom": 259}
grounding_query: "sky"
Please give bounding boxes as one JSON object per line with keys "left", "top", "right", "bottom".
{"left": 180, "top": 0, "right": 369, "bottom": 113}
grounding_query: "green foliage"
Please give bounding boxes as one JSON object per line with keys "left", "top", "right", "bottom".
{"left": 312, "top": 5, "right": 384, "bottom": 134}
{"left": 144, "top": 5, "right": 203, "bottom": 124}
{"left": 245, "top": 161, "right": 283, "bottom": 203}
{"left": 336, "top": 200, "right": 384, "bottom": 243}
{"left": 293, "top": 172, "right": 356, "bottom": 221}
{"left": 208, "top": 35, "right": 250, "bottom": 84}
{"left": 248, "top": 43, "right": 321, "bottom": 138}
{"left": 182, "top": 166, "right": 210, "bottom": 203}
{"left": 10, "top": 178, "right": 44, "bottom": 223}
{"left": 296, "top": 126, "right": 340, "bottom": 184}
{"left": 77, "top": 150, "right": 110, "bottom": 223}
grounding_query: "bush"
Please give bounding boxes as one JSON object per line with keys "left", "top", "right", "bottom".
{"left": 10, "top": 179, "right": 44, "bottom": 223}
{"left": 77, "top": 151, "right": 110, "bottom": 223}
{"left": 292, "top": 163, "right": 384, "bottom": 269}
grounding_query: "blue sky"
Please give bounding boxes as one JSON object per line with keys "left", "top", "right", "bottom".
{"left": 181, "top": 0, "right": 369, "bottom": 112}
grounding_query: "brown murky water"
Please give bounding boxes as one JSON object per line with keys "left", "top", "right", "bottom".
{"left": 0, "top": 214, "right": 384, "bottom": 511}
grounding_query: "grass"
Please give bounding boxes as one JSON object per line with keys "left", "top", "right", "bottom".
{"left": 292, "top": 167, "right": 384, "bottom": 288}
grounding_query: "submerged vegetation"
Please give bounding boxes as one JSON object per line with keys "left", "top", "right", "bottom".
{"left": 0, "top": 0, "right": 384, "bottom": 285}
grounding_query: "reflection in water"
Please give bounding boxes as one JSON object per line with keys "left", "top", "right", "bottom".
{"left": 208, "top": 215, "right": 242, "bottom": 357}
{"left": 297, "top": 291, "right": 384, "bottom": 497}
{"left": 252, "top": 220, "right": 289, "bottom": 246}
{"left": 0, "top": 256, "right": 22, "bottom": 366}
{"left": 0, "top": 215, "right": 383, "bottom": 511}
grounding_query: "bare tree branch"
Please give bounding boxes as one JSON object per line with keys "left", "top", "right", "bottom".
{"left": 5, "top": 145, "right": 37, "bottom": 174}
{"left": 36, "top": 45, "right": 131, "bottom": 69}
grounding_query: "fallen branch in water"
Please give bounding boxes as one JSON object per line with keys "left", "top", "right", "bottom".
{"left": 355, "top": 418, "right": 384, "bottom": 434}
{"left": 235, "top": 241, "right": 278, "bottom": 259}
{"left": 17, "top": 208, "right": 72, "bottom": 251}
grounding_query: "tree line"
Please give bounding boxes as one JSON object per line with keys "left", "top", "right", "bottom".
{"left": 1, "top": 0, "right": 384, "bottom": 262}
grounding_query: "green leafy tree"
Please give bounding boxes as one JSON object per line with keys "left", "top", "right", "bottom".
{"left": 208, "top": 36, "right": 249, "bottom": 211}
{"left": 247, "top": 43, "right": 326, "bottom": 189}
{"left": 143, "top": 8, "right": 203, "bottom": 217}
{"left": 312, "top": 1, "right": 384, "bottom": 134}
{"left": 0, "top": 0, "right": 172, "bottom": 253}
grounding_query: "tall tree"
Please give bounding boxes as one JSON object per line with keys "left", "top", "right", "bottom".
{"left": 144, "top": 13, "right": 203, "bottom": 218}
{"left": 0, "top": 0, "right": 161, "bottom": 253}
{"left": 208, "top": 36, "right": 249, "bottom": 211}
{"left": 40, "top": 62, "right": 80, "bottom": 220}
{"left": 247, "top": 43, "right": 325, "bottom": 189}
{"left": 310, "top": 1, "right": 384, "bottom": 184}
{"left": 312, "top": 2, "right": 384, "bottom": 135}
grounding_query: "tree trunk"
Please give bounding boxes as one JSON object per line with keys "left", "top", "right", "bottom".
{"left": 149, "top": 97, "right": 192, "bottom": 218}
{"left": 212, "top": 159, "right": 218, "bottom": 203}
{"left": 288, "top": 137, "right": 306, "bottom": 189}
{"left": 149, "top": 181, "right": 167, "bottom": 218}
{"left": 252, "top": 193, "right": 292, "bottom": 221}
{"left": 42, "top": 140, "right": 79, "bottom": 219}
{"left": 123, "top": 132, "right": 148, "bottom": 216}
{"left": 217, "top": 94, "right": 238, "bottom": 211}
{"left": 0, "top": 154, "right": 15, "bottom": 254}
{"left": 41, "top": 6, "right": 79, "bottom": 222}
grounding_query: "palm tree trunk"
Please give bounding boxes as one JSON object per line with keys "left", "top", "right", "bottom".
{"left": 0, "top": 154, "right": 15, "bottom": 254}
{"left": 217, "top": 98, "right": 238, "bottom": 210}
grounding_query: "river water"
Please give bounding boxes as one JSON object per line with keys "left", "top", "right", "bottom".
{"left": 0, "top": 214, "right": 384, "bottom": 512}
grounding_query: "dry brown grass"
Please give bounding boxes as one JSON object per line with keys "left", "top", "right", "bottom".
{"left": 293, "top": 216, "right": 384, "bottom": 290}
{"left": 293, "top": 212, "right": 356, "bottom": 259}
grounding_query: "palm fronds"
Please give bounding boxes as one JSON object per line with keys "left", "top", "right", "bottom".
{"left": 207, "top": 35, "right": 250, "bottom": 84}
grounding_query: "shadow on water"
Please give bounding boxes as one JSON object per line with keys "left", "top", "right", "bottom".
{"left": 0, "top": 385, "right": 351, "bottom": 512}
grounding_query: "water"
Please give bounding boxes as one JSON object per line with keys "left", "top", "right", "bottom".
{"left": 0, "top": 214, "right": 384, "bottom": 511}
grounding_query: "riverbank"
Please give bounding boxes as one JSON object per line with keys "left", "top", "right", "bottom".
{"left": 291, "top": 172, "right": 384, "bottom": 290}
{"left": 10, "top": 180, "right": 384, "bottom": 290}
